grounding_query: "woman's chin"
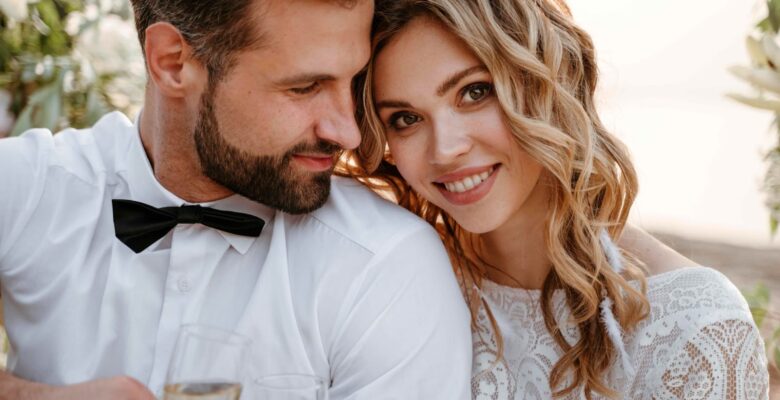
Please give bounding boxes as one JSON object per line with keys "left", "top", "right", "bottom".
{"left": 447, "top": 213, "right": 503, "bottom": 235}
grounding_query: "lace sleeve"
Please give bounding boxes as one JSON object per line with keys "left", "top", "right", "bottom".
{"left": 640, "top": 269, "right": 769, "bottom": 400}
{"left": 650, "top": 318, "right": 768, "bottom": 399}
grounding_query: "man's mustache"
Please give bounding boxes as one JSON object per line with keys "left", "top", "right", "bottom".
{"left": 287, "top": 140, "right": 343, "bottom": 158}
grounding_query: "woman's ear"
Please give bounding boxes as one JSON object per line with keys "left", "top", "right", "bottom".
{"left": 144, "top": 22, "right": 206, "bottom": 98}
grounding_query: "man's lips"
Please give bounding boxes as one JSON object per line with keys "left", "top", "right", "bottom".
{"left": 291, "top": 154, "right": 335, "bottom": 172}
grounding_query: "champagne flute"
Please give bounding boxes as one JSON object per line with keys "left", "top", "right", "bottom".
{"left": 163, "top": 324, "right": 251, "bottom": 400}
{"left": 248, "top": 374, "right": 328, "bottom": 400}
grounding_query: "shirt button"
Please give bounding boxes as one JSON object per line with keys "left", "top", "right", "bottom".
{"left": 177, "top": 278, "right": 190, "bottom": 293}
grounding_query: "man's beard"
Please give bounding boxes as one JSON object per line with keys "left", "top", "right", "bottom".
{"left": 193, "top": 86, "right": 341, "bottom": 214}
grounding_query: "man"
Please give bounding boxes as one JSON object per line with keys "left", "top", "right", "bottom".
{"left": 0, "top": 0, "right": 472, "bottom": 398}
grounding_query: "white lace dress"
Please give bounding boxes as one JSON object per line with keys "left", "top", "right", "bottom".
{"left": 472, "top": 267, "right": 769, "bottom": 399}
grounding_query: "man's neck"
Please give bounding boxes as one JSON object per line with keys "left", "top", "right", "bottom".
{"left": 139, "top": 102, "right": 234, "bottom": 203}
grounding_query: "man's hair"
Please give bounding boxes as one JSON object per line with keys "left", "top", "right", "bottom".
{"left": 130, "top": 0, "right": 361, "bottom": 82}
{"left": 130, "top": 0, "right": 262, "bottom": 82}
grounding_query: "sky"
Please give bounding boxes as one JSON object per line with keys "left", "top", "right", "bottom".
{"left": 566, "top": 0, "right": 779, "bottom": 248}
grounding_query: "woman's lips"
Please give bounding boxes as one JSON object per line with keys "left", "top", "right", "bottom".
{"left": 435, "top": 164, "right": 500, "bottom": 206}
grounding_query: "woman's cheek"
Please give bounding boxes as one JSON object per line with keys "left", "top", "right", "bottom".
{"left": 389, "top": 140, "right": 423, "bottom": 185}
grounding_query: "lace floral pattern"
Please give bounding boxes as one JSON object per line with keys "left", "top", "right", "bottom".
{"left": 472, "top": 267, "right": 769, "bottom": 399}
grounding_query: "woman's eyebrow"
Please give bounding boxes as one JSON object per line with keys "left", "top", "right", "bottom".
{"left": 375, "top": 100, "right": 413, "bottom": 111}
{"left": 436, "top": 65, "right": 487, "bottom": 96}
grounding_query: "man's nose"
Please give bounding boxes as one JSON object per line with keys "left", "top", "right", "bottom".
{"left": 314, "top": 87, "right": 361, "bottom": 150}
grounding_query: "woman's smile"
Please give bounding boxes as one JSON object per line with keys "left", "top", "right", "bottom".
{"left": 433, "top": 164, "right": 500, "bottom": 205}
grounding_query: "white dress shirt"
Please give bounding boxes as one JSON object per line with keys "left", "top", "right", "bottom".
{"left": 0, "top": 112, "right": 472, "bottom": 399}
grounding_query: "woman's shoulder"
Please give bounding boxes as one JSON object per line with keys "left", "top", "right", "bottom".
{"left": 629, "top": 270, "right": 767, "bottom": 398}
{"left": 644, "top": 265, "right": 747, "bottom": 309}
{"left": 636, "top": 266, "right": 755, "bottom": 348}
{"left": 617, "top": 227, "right": 751, "bottom": 314}
{"left": 618, "top": 225, "right": 699, "bottom": 275}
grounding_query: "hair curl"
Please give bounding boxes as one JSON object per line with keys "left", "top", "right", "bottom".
{"left": 341, "top": 0, "right": 650, "bottom": 397}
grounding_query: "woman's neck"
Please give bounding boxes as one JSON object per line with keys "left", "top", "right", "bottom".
{"left": 477, "top": 175, "right": 553, "bottom": 290}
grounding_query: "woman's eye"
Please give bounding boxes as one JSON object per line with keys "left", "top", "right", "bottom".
{"left": 388, "top": 113, "right": 421, "bottom": 130}
{"left": 460, "top": 82, "right": 492, "bottom": 105}
{"left": 290, "top": 82, "right": 320, "bottom": 95}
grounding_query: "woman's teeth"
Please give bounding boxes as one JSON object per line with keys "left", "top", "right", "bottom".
{"left": 442, "top": 168, "right": 493, "bottom": 193}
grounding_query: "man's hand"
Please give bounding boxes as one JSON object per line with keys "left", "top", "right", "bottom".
{"left": 1, "top": 373, "right": 156, "bottom": 400}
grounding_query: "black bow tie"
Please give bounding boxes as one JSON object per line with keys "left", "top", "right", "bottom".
{"left": 112, "top": 199, "right": 265, "bottom": 253}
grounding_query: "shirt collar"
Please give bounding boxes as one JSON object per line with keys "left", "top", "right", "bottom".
{"left": 207, "top": 195, "right": 275, "bottom": 254}
{"left": 118, "top": 110, "right": 274, "bottom": 255}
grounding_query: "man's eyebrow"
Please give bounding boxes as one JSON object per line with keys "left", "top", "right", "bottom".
{"left": 275, "top": 73, "right": 336, "bottom": 86}
{"left": 436, "top": 65, "right": 488, "bottom": 96}
{"left": 375, "top": 100, "right": 413, "bottom": 111}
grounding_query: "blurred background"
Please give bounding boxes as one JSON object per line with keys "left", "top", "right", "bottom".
{"left": 569, "top": 0, "right": 776, "bottom": 248}
{"left": 568, "top": 0, "right": 780, "bottom": 393}
{"left": 1, "top": 0, "right": 779, "bottom": 394}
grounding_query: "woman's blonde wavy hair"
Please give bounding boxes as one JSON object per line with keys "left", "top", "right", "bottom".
{"left": 340, "top": 0, "right": 650, "bottom": 397}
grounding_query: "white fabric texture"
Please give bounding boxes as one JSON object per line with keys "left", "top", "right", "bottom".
{"left": 0, "top": 111, "right": 473, "bottom": 399}
{"left": 472, "top": 267, "right": 769, "bottom": 399}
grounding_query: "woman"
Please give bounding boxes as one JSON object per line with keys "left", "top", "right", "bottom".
{"left": 344, "top": 0, "right": 770, "bottom": 398}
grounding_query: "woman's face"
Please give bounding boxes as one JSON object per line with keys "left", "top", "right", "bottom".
{"left": 373, "top": 17, "right": 547, "bottom": 234}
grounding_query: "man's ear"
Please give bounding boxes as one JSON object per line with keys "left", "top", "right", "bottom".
{"left": 144, "top": 22, "right": 205, "bottom": 98}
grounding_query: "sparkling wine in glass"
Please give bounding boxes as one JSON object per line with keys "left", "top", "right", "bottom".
{"left": 163, "top": 324, "right": 251, "bottom": 400}
{"left": 248, "top": 374, "right": 328, "bottom": 400}
{"left": 163, "top": 382, "right": 243, "bottom": 400}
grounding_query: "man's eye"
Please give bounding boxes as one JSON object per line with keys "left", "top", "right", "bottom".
{"left": 290, "top": 82, "right": 320, "bottom": 95}
{"left": 389, "top": 113, "right": 421, "bottom": 130}
{"left": 460, "top": 82, "right": 492, "bottom": 105}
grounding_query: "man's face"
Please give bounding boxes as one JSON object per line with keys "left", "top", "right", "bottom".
{"left": 194, "top": 0, "right": 372, "bottom": 214}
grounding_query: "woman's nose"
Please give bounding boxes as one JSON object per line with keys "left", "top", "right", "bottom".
{"left": 429, "top": 116, "right": 473, "bottom": 165}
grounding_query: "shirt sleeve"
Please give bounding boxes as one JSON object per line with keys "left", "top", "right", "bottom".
{"left": 326, "top": 225, "right": 472, "bottom": 400}
{"left": 0, "top": 130, "right": 52, "bottom": 264}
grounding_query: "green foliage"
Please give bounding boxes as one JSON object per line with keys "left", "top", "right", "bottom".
{"left": 775, "top": 328, "right": 780, "bottom": 368}
{"left": 0, "top": 1, "right": 79, "bottom": 71}
{"left": 763, "top": 0, "right": 780, "bottom": 33}
{"left": 732, "top": 1, "right": 780, "bottom": 238}
{"left": 743, "top": 283, "right": 780, "bottom": 373}
{"left": 0, "top": 0, "right": 144, "bottom": 136}
{"left": 744, "top": 282, "right": 771, "bottom": 327}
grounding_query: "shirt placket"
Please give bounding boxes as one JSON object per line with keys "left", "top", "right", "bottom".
{"left": 147, "top": 224, "right": 226, "bottom": 392}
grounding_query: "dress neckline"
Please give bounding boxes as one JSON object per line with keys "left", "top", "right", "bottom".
{"left": 481, "top": 265, "right": 708, "bottom": 301}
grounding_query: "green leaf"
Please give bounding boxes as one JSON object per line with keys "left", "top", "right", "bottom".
{"left": 10, "top": 69, "right": 65, "bottom": 135}
{"left": 742, "top": 283, "right": 771, "bottom": 327}
{"left": 758, "top": 16, "right": 773, "bottom": 32}
{"left": 10, "top": 105, "right": 34, "bottom": 136}
{"left": 772, "top": 215, "right": 779, "bottom": 237}
{"left": 774, "top": 346, "right": 780, "bottom": 369}
{"left": 34, "top": 1, "right": 69, "bottom": 56}
{"left": 770, "top": 0, "right": 780, "bottom": 33}
{"left": 84, "top": 87, "right": 109, "bottom": 126}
